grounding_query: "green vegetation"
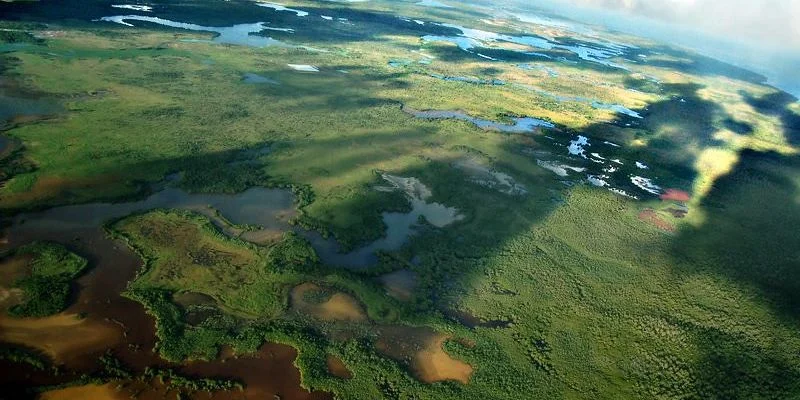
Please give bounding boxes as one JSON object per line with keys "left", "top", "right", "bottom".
{"left": 3, "top": 242, "right": 88, "bottom": 317}
{"left": 142, "top": 367, "right": 243, "bottom": 393}
{"left": 0, "top": 344, "right": 49, "bottom": 370}
{"left": 1, "top": 0, "right": 799, "bottom": 399}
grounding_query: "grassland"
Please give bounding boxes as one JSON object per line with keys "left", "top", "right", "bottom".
{"left": 1, "top": 0, "right": 799, "bottom": 398}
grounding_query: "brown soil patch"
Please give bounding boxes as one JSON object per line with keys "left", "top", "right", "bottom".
{"left": 326, "top": 355, "right": 353, "bottom": 379}
{"left": 660, "top": 189, "right": 691, "bottom": 202}
{"left": 40, "top": 383, "right": 126, "bottom": 400}
{"left": 376, "top": 326, "right": 473, "bottom": 384}
{"left": 0, "top": 313, "right": 122, "bottom": 363}
{"left": 638, "top": 209, "right": 675, "bottom": 232}
{"left": 290, "top": 283, "right": 367, "bottom": 322}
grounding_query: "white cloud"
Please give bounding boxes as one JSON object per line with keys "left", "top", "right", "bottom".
{"left": 555, "top": 0, "right": 800, "bottom": 49}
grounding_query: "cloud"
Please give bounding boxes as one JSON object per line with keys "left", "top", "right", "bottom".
{"left": 555, "top": 0, "right": 800, "bottom": 49}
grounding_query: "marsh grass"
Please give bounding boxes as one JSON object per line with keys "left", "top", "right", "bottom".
{"left": 1, "top": 1, "right": 799, "bottom": 398}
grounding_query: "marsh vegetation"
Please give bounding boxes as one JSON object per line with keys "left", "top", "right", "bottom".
{"left": 0, "top": 0, "right": 799, "bottom": 399}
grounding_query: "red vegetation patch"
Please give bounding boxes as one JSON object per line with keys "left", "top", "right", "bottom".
{"left": 638, "top": 209, "right": 675, "bottom": 232}
{"left": 660, "top": 189, "right": 691, "bottom": 202}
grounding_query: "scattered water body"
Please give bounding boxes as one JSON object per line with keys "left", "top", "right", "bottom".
{"left": 405, "top": 106, "right": 554, "bottom": 132}
{"left": 7, "top": 187, "right": 295, "bottom": 236}
{"left": 455, "top": 158, "right": 527, "bottom": 195}
{"left": 515, "top": 84, "right": 642, "bottom": 120}
{"left": 430, "top": 73, "right": 505, "bottom": 85}
{"left": 0, "top": 90, "right": 62, "bottom": 125}
{"left": 567, "top": 135, "right": 589, "bottom": 157}
{"left": 379, "top": 269, "right": 417, "bottom": 301}
{"left": 631, "top": 176, "right": 662, "bottom": 195}
{"left": 518, "top": 63, "right": 559, "bottom": 77}
{"left": 256, "top": 2, "right": 309, "bottom": 17}
{"left": 243, "top": 72, "right": 280, "bottom": 84}
{"left": 535, "top": 131, "right": 664, "bottom": 198}
{"left": 422, "top": 23, "right": 630, "bottom": 69}
{"left": 111, "top": 4, "right": 152, "bottom": 12}
{"left": 306, "top": 174, "right": 462, "bottom": 269}
{"left": 1, "top": 183, "right": 329, "bottom": 399}
{"left": 98, "top": 16, "right": 294, "bottom": 48}
{"left": 288, "top": 64, "right": 319, "bottom": 72}
{"left": 536, "top": 159, "right": 586, "bottom": 177}
{"left": 591, "top": 101, "right": 642, "bottom": 119}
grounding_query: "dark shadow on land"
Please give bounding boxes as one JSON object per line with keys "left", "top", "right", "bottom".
{"left": 577, "top": 82, "right": 736, "bottom": 187}
{"left": 671, "top": 149, "right": 800, "bottom": 318}
{"left": 642, "top": 44, "right": 769, "bottom": 86}
{"left": 740, "top": 90, "right": 800, "bottom": 146}
{"left": 666, "top": 149, "right": 800, "bottom": 397}
{"left": 423, "top": 42, "right": 632, "bottom": 76}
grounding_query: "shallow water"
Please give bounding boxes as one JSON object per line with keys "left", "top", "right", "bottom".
{"left": 305, "top": 174, "right": 462, "bottom": 269}
{"left": 256, "top": 2, "right": 309, "bottom": 17}
{"left": 0, "top": 91, "right": 62, "bottom": 123}
{"left": 422, "top": 22, "right": 629, "bottom": 69}
{"left": 631, "top": 175, "right": 662, "bottom": 195}
{"left": 567, "top": 135, "right": 589, "bottom": 157}
{"left": 455, "top": 158, "right": 527, "bottom": 195}
{"left": 430, "top": 73, "right": 505, "bottom": 85}
{"left": 288, "top": 64, "right": 319, "bottom": 72}
{"left": 518, "top": 63, "right": 559, "bottom": 77}
{"left": 8, "top": 187, "right": 295, "bottom": 236}
{"left": 98, "top": 16, "right": 293, "bottom": 48}
{"left": 243, "top": 72, "right": 280, "bottom": 84}
{"left": 536, "top": 159, "right": 586, "bottom": 177}
{"left": 515, "top": 84, "right": 642, "bottom": 120}
{"left": 2, "top": 185, "right": 330, "bottom": 398}
{"left": 379, "top": 269, "right": 417, "bottom": 301}
{"left": 591, "top": 101, "right": 642, "bottom": 118}
{"left": 406, "top": 107, "right": 554, "bottom": 132}
{"left": 111, "top": 4, "right": 152, "bottom": 12}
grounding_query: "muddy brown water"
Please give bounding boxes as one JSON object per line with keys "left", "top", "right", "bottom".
{"left": 0, "top": 175, "right": 466, "bottom": 395}
{"left": 290, "top": 283, "right": 368, "bottom": 323}
{"left": 325, "top": 355, "right": 352, "bottom": 380}
{"left": 376, "top": 326, "right": 473, "bottom": 384}
{"left": 0, "top": 187, "right": 332, "bottom": 399}
{"left": 378, "top": 269, "right": 417, "bottom": 302}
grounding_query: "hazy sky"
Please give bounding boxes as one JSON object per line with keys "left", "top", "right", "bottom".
{"left": 509, "top": 0, "right": 800, "bottom": 97}
{"left": 550, "top": 0, "right": 800, "bottom": 50}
